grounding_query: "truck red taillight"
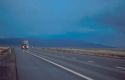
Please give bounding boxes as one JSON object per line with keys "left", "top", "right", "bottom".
{"left": 21, "top": 46, "right": 25, "bottom": 49}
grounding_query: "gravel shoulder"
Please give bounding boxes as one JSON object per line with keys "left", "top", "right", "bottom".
{"left": 0, "top": 47, "right": 17, "bottom": 80}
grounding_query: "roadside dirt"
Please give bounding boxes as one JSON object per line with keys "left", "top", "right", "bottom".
{"left": 0, "top": 47, "right": 17, "bottom": 80}
{"left": 39, "top": 48, "right": 125, "bottom": 59}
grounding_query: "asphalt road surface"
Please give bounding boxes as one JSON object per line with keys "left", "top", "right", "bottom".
{"left": 15, "top": 48, "right": 125, "bottom": 80}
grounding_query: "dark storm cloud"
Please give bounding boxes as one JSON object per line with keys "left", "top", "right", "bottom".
{"left": 94, "top": 6, "right": 125, "bottom": 33}
{"left": 104, "top": 13, "right": 125, "bottom": 33}
{"left": 0, "top": 0, "right": 125, "bottom": 47}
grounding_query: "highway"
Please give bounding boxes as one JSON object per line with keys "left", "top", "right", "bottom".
{"left": 15, "top": 48, "right": 125, "bottom": 80}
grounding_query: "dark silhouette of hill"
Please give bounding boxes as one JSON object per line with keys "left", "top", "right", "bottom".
{"left": 0, "top": 38, "right": 113, "bottom": 48}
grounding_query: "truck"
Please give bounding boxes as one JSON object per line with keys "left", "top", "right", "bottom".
{"left": 21, "top": 40, "right": 29, "bottom": 49}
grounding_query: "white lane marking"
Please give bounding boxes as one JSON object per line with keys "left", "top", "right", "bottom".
{"left": 61, "top": 56, "right": 64, "bottom": 58}
{"left": 87, "top": 61, "right": 94, "bottom": 63}
{"left": 116, "top": 67, "right": 125, "bottom": 70}
{"left": 72, "top": 57, "right": 77, "bottom": 60}
{"left": 25, "top": 51, "right": 94, "bottom": 80}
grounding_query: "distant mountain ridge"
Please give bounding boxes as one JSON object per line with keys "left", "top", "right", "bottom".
{"left": 0, "top": 38, "right": 113, "bottom": 48}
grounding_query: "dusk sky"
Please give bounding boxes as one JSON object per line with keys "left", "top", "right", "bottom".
{"left": 0, "top": 0, "right": 125, "bottom": 47}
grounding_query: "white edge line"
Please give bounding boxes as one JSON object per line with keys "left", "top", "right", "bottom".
{"left": 116, "top": 67, "right": 125, "bottom": 70}
{"left": 25, "top": 51, "right": 94, "bottom": 80}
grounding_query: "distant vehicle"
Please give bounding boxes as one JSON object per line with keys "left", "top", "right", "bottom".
{"left": 21, "top": 40, "right": 29, "bottom": 49}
